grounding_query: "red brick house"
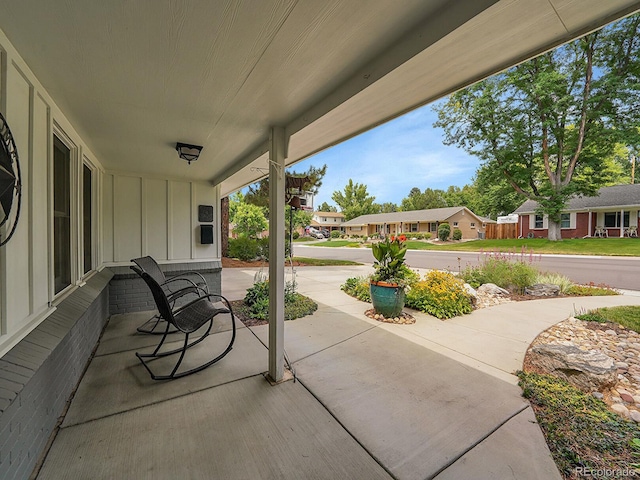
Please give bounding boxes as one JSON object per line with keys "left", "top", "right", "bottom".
{"left": 513, "top": 184, "right": 640, "bottom": 239}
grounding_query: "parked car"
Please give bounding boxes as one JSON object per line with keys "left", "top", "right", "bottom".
{"left": 320, "top": 229, "right": 330, "bottom": 238}
{"left": 307, "top": 227, "right": 324, "bottom": 239}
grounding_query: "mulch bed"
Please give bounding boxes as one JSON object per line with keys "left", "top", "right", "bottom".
{"left": 222, "top": 257, "right": 308, "bottom": 268}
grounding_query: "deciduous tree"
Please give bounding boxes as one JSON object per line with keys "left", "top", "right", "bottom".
{"left": 332, "top": 179, "right": 379, "bottom": 220}
{"left": 434, "top": 14, "right": 640, "bottom": 240}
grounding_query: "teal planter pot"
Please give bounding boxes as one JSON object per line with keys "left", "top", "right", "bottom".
{"left": 370, "top": 282, "right": 405, "bottom": 318}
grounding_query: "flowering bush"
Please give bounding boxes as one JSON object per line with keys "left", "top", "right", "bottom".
{"left": 405, "top": 270, "right": 473, "bottom": 319}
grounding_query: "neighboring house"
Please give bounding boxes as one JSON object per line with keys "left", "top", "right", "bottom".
{"left": 341, "top": 207, "right": 488, "bottom": 239}
{"left": 513, "top": 184, "right": 640, "bottom": 238}
{"left": 311, "top": 211, "right": 345, "bottom": 231}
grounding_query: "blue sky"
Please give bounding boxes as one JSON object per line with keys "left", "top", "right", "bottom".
{"left": 290, "top": 100, "right": 481, "bottom": 209}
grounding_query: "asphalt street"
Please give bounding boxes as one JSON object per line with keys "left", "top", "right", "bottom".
{"left": 293, "top": 244, "right": 640, "bottom": 291}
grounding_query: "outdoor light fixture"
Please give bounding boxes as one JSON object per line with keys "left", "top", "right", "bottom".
{"left": 176, "top": 142, "right": 203, "bottom": 165}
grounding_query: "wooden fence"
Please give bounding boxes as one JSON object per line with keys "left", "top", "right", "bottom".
{"left": 485, "top": 223, "right": 518, "bottom": 240}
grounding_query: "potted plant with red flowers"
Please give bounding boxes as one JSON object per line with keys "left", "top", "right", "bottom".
{"left": 370, "top": 235, "right": 409, "bottom": 317}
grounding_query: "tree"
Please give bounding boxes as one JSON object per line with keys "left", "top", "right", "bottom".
{"left": 400, "top": 187, "right": 447, "bottom": 211}
{"left": 379, "top": 202, "right": 398, "bottom": 213}
{"left": 331, "top": 179, "right": 379, "bottom": 220}
{"left": 232, "top": 202, "right": 268, "bottom": 239}
{"left": 434, "top": 14, "right": 640, "bottom": 240}
{"left": 317, "top": 201, "right": 337, "bottom": 212}
{"left": 244, "top": 164, "right": 328, "bottom": 210}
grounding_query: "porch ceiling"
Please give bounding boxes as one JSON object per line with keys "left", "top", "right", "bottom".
{"left": 0, "top": 0, "right": 638, "bottom": 196}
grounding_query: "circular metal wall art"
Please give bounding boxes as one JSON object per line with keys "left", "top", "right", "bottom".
{"left": 0, "top": 111, "right": 21, "bottom": 246}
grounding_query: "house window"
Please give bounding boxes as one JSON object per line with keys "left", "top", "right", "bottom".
{"left": 560, "top": 213, "right": 570, "bottom": 229}
{"left": 83, "top": 164, "right": 92, "bottom": 274}
{"left": 410, "top": 223, "right": 418, "bottom": 232}
{"left": 470, "top": 222, "right": 475, "bottom": 228}
{"left": 429, "top": 223, "right": 437, "bottom": 232}
{"left": 54, "top": 136, "right": 71, "bottom": 294}
{"left": 453, "top": 221, "right": 458, "bottom": 227}
{"left": 534, "top": 215, "right": 544, "bottom": 229}
{"left": 604, "top": 211, "right": 629, "bottom": 228}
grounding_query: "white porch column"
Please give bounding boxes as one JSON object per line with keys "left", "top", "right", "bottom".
{"left": 587, "top": 210, "right": 592, "bottom": 237}
{"left": 621, "top": 209, "right": 625, "bottom": 238}
{"left": 268, "top": 126, "right": 287, "bottom": 382}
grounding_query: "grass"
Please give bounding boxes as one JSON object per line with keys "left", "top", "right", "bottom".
{"left": 575, "top": 305, "right": 640, "bottom": 332}
{"left": 293, "top": 237, "right": 319, "bottom": 242}
{"left": 313, "top": 240, "right": 363, "bottom": 248}
{"left": 403, "top": 238, "right": 640, "bottom": 256}
{"left": 518, "top": 371, "right": 640, "bottom": 478}
{"left": 292, "top": 256, "right": 361, "bottom": 266}
{"left": 309, "top": 238, "right": 640, "bottom": 256}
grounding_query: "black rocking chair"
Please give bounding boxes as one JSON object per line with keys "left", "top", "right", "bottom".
{"left": 132, "top": 266, "right": 236, "bottom": 380}
{"left": 131, "top": 256, "right": 209, "bottom": 334}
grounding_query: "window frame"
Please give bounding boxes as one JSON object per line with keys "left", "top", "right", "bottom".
{"left": 560, "top": 213, "right": 571, "bottom": 229}
{"left": 81, "top": 158, "right": 97, "bottom": 277}
{"left": 534, "top": 214, "right": 544, "bottom": 229}
{"left": 52, "top": 132, "right": 76, "bottom": 296}
{"left": 604, "top": 211, "right": 629, "bottom": 228}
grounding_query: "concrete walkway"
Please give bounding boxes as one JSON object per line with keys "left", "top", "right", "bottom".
{"left": 35, "top": 265, "right": 640, "bottom": 479}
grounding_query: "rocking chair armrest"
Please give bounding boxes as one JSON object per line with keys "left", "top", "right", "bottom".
{"left": 165, "top": 271, "right": 209, "bottom": 293}
{"left": 161, "top": 276, "right": 202, "bottom": 293}
{"left": 172, "top": 293, "right": 233, "bottom": 317}
{"left": 166, "top": 284, "right": 208, "bottom": 303}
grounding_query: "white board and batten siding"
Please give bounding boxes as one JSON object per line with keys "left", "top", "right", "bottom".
{"left": 102, "top": 173, "right": 220, "bottom": 265}
{"left": 0, "top": 28, "right": 107, "bottom": 356}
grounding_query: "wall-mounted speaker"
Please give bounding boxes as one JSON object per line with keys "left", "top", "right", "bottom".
{"left": 198, "top": 205, "right": 214, "bottom": 222}
{"left": 200, "top": 225, "right": 214, "bottom": 244}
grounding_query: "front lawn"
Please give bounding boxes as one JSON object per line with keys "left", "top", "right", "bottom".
{"left": 575, "top": 305, "right": 640, "bottom": 332}
{"left": 404, "top": 238, "right": 640, "bottom": 256}
{"left": 310, "top": 238, "right": 640, "bottom": 256}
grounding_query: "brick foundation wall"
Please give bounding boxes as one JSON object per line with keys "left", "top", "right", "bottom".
{"left": 0, "top": 269, "right": 112, "bottom": 480}
{"left": 108, "top": 261, "right": 222, "bottom": 315}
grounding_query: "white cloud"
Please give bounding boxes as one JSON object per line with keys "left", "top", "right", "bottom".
{"left": 293, "top": 102, "right": 480, "bottom": 208}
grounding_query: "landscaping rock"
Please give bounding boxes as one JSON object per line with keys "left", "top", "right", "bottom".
{"left": 463, "top": 284, "right": 477, "bottom": 305}
{"left": 611, "top": 403, "right": 630, "bottom": 418}
{"left": 477, "top": 283, "right": 509, "bottom": 296}
{"left": 524, "top": 283, "right": 560, "bottom": 297}
{"left": 631, "top": 410, "right": 640, "bottom": 423}
{"left": 527, "top": 344, "right": 617, "bottom": 391}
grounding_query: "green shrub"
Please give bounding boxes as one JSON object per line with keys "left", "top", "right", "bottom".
{"left": 535, "top": 272, "right": 574, "bottom": 294}
{"left": 228, "top": 236, "right": 260, "bottom": 261}
{"left": 517, "top": 371, "right": 640, "bottom": 477}
{"left": 255, "top": 236, "right": 291, "bottom": 260}
{"left": 574, "top": 310, "right": 607, "bottom": 323}
{"left": 330, "top": 230, "right": 341, "bottom": 238}
{"left": 405, "top": 270, "right": 473, "bottom": 319}
{"left": 567, "top": 283, "right": 619, "bottom": 296}
{"left": 243, "top": 281, "right": 317, "bottom": 320}
{"left": 460, "top": 255, "right": 538, "bottom": 294}
{"left": 452, "top": 228, "right": 462, "bottom": 240}
{"left": 340, "top": 276, "right": 371, "bottom": 302}
{"left": 292, "top": 231, "right": 300, "bottom": 239}
{"left": 424, "top": 233, "right": 431, "bottom": 240}
{"left": 438, "top": 223, "right": 450, "bottom": 241}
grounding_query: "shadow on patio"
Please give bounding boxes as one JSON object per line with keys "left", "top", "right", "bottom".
{"left": 35, "top": 267, "right": 561, "bottom": 480}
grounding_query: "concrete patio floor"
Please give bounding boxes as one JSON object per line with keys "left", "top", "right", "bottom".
{"left": 35, "top": 265, "right": 640, "bottom": 479}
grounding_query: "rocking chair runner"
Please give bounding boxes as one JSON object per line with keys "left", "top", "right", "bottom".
{"left": 132, "top": 266, "right": 236, "bottom": 380}
{"left": 131, "top": 256, "right": 209, "bottom": 334}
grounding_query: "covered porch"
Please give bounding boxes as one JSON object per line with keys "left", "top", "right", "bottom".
{"left": 36, "top": 266, "right": 568, "bottom": 480}
{"left": 1, "top": 1, "right": 640, "bottom": 478}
